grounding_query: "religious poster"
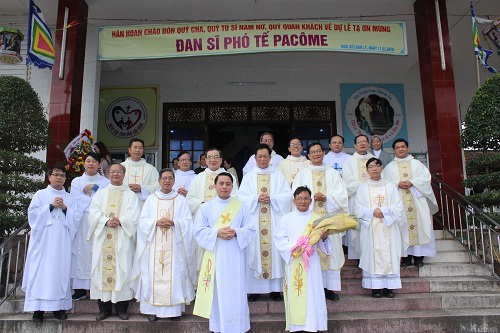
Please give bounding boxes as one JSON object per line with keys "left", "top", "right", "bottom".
{"left": 341, "top": 83, "right": 408, "bottom": 148}
{"left": 98, "top": 86, "right": 158, "bottom": 150}
{"left": 98, "top": 20, "right": 407, "bottom": 60}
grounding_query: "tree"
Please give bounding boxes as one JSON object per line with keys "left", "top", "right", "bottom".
{"left": 461, "top": 74, "right": 500, "bottom": 222}
{"left": 0, "top": 75, "right": 50, "bottom": 237}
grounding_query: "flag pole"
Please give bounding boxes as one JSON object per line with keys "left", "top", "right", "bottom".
{"left": 58, "top": 7, "right": 69, "bottom": 79}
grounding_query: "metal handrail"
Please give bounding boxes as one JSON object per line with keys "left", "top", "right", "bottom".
{"left": 432, "top": 174, "right": 500, "bottom": 279}
{"left": 0, "top": 222, "right": 30, "bottom": 306}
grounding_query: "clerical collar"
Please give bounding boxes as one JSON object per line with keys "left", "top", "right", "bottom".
{"left": 83, "top": 172, "right": 102, "bottom": 181}
{"left": 331, "top": 151, "right": 345, "bottom": 156}
{"left": 48, "top": 185, "right": 66, "bottom": 193}
{"left": 216, "top": 196, "right": 232, "bottom": 204}
{"left": 308, "top": 163, "right": 329, "bottom": 172}
{"left": 127, "top": 158, "right": 145, "bottom": 165}
{"left": 176, "top": 170, "right": 195, "bottom": 175}
{"left": 366, "top": 178, "right": 388, "bottom": 186}
{"left": 252, "top": 165, "right": 275, "bottom": 174}
{"left": 156, "top": 189, "right": 178, "bottom": 199}
{"left": 108, "top": 183, "right": 129, "bottom": 191}
{"left": 286, "top": 155, "right": 306, "bottom": 161}
{"left": 394, "top": 155, "right": 413, "bottom": 162}
{"left": 205, "top": 167, "right": 224, "bottom": 175}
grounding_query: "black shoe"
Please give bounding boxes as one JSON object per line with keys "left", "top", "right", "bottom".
{"left": 53, "top": 310, "right": 68, "bottom": 320}
{"left": 401, "top": 256, "right": 412, "bottom": 268}
{"left": 117, "top": 311, "right": 129, "bottom": 320}
{"left": 383, "top": 288, "right": 395, "bottom": 298}
{"left": 414, "top": 256, "right": 425, "bottom": 267}
{"left": 32, "top": 311, "right": 44, "bottom": 323}
{"left": 72, "top": 289, "right": 88, "bottom": 300}
{"left": 170, "top": 316, "right": 181, "bottom": 321}
{"left": 270, "top": 292, "right": 283, "bottom": 301}
{"left": 324, "top": 289, "right": 340, "bottom": 301}
{"left": 96, "top": 312, "right": 111, "bottom": 321}
{"left": 248, "top": 294, "right": 261, "bottom": 302}
{"left": 148, "top": 315, "right": 158, "bottom": 322}
{"left": 371, "top": 289, "right": 382, "bottom": 298}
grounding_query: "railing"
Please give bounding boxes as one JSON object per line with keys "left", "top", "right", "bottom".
{"left": 432, "top": 174, "right": 500, "bottom": 279}
{"left": 0, "top": 222, "right": 30, "bottom": 306}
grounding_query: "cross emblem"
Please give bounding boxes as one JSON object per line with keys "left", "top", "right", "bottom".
{"left": 373, "top": 194, "right": 385, "bottom": 207}
{"left": 221, "top": 213, "right": 231, "bottom": 224}
{"left": 132, "top": 172, "right": 141, "bottom": 183}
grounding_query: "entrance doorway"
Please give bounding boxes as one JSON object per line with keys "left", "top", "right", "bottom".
{"left": 163, "top": 101, "right": 336, "bottom": 170}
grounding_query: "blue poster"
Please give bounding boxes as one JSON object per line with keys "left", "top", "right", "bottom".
{"left": 341, "top": 83, "right": 408, "bottom": 148}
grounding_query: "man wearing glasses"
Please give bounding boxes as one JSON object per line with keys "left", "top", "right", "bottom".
{"left": 292, "top": 143, "right": 348, "bottom": 302}
{"left": 121, "top": 138, "right": 160, "bottom": 207}
{"left": 277, "top": 137, "right": 309, "bottom": 185}
{"left": 324, "top": 134, "right": 350, "bottom": 175}
{"left": 173, "top": 151, "right": 196, "bottom": 197}
{"left": 88, "top": 163, "right": 141, "bottom": 321}
{"left": 242, "top": 132, "right": 284, "bottom": 176}
{"left": 342, "top": 135, "right": 374, "bottom": 259}
{"left": 23, "top": 165, "right": 79, "bottom": 323}
{"left": 187, "top": 148, "right": 239, "bottom": 277}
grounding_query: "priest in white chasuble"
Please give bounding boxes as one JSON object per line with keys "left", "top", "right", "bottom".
{"left": 88, "top": 163, "right": 141, "bottom": 321}
{"left": 382, "top": 138, "right": 438, "bottom": 267}
{"left": 70, "top": 152, "right": 110, "bottom": 300}
{"left": 193, "top": 172, "right": 256, "bottom": 333}
{"left": 274, "top": 186, "right": 330, "bottom": 333}
{"left": 130, "top": 168, "right": 196, "bottom": 322}
{"left": 173, "top": 151, "right": 196, "bottom": 197}
{"left": 355, "top": 158, "right": 407, "bottom": 299}
{"left": 242, "top": 132, "right": 284, "bottom": 176}
{"left": 277, "top": 137, "right": 309, "bottom": 186}
{"left": 23, "top": 165, "right": 79, "bottom": 323}
{"left": 238, "top": 144, "right": 292, "bottom": 302}
{"left": 121, "top": 138, "right": 160, "bottom": 205}
{"left": 292, "top": 142, "right": 348, "bottom": 302}
{"left": 187, "top": 148, "right": 239, "bottom": 276}
{"left": 342, "top": 134, "right": 374, "bottom": 259}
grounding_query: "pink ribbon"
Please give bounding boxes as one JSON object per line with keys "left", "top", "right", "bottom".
{"left": 290, "top": 235, "right": 315, "bottom": 271}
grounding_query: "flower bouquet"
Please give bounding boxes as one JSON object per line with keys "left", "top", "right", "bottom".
{"left": 63, "top": 129, "right": 94, "bottom": 177}
{"left": 290, "top": 213, "right": 358, "bottom": 271}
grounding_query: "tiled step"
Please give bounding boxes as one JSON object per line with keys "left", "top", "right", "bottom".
{"left": 428, "top": 276, "right": 500, "bottom": 293}
{"left": 341, "top": 264, "right": 419, "bottom": 279}
{"left": 339, "top": 278, "right": 430, "bottom": 295}
{"left": 440, "top": 291, "right": 500, "bottom": 309}
{"left": 425, "top": 250, "right": 472, "bottom": 263}
{"left": 2, "top": 308, "right": 500, "bottom": 333}
{"left": 418, "top": 262, "right": 490, "bottom": 277}
{"left": 435, "top": 239, "right": 468, "bottom": 251}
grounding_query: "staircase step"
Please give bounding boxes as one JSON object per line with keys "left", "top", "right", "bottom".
{"left": 435, "top": 239, "right": 468, "bottom": 251}
{"left": 425, "top": 250, "right": 471, "bottom": 263}
{"left": 418, "top": 262, "right": 490, "bottom": 277}
{"left": 428, "top": 276, "right": 500, "bottom": 292}
{"left": 440, "top": 291, "right": 500, "bottom": 309}
{"left": 341, "top": 265, "right": 419, "bottom": 279}
{"left": 2, "top": 308, "right": 500, "bottom": 333}
{"left": 339, "top": 278, "right": 430, "bottom": 295}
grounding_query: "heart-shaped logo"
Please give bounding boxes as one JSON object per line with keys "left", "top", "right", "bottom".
{"left": 105, "top": 96, "right": 148, "bottom": 138}
{"left": 111, "top": 105, "right": 142, "bottom": 130}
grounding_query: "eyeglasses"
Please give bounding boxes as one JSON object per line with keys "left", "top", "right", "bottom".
{"left": 309, "top": 149, "right": 323, "bottom": 155}
{"left": 367, "top": 165, "right": 382, "bottom": 169}
{"left": 261, "top": 139, "right": 274, "bottom": 143}
{"left": 295, "top": 197, "right": 311, "bottom": 202}
{"left": 178, "top": 158, "right": 190, "bottom": 162}
{"left": 109, "top": 171, "right": 124, "bottom": 174}
{"left": 160, "top": 176, "right": 174, "bottom": 181}
{"left": 356, "top": 140, "right": 368, "bottom": 144}
{"left": 289, "top": 143, "right": 302, "bottom": 147}
{"left": 50, "top": 173, "right": 66, "bottom": 178}
{"left": 206, "top": 155, "right": 220, "bottom": 160}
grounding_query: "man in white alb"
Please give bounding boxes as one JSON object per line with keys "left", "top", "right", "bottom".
{"left": 292, "top": 142, "right": 348, "bottom": 301}
{"left": 277, "top": 137, "right": 309, "bottom": 185}
{"left": 121, "top": 138, "right": 160, "bottom": 206}
{"left": 342, "top": 134, "right": 374, "bottom": 259}
{"left": 173, "top": 151, "right": 196, "bottom": 197}
{"left": 382, "top": 138, "right": 438, "bottom": 267}
{"left": 193, "top": 172, "right": 256, "bottom": 333}
{"left": 242, "top": 132, "right": 284, "bottom": 176}
{"left": 130, "top": 168, "right": 196, "bottom": 322}
{"left": 323, "top": 134, "right": 350, "bottom": 175}
{"left": 239, "top": 144, "right": 292, "bottom": 302}
{"left": 88, "top": 163, "right": 141, "bottom": 321}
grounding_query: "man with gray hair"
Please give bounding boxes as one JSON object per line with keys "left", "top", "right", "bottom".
{"left": 242, "top": 132, "right": 284, "bottom": 175}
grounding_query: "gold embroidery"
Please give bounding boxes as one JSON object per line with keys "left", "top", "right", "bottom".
{"left": 101, "top": 190, "right": 123, "bottom": 291}
{"left": 257, "top": 173, "right": 272, "bottom": 279}
{"left": 368, "top": 185, "right": 393, "bottom": 275}
{"left": 204, "top": 174, "right": 216, "bottom": 202}
{"left": 398, "top": 161, "right": 419, "bottom": 246}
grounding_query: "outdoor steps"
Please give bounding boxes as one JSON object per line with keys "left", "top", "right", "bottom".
{"left": 2, "top": 232, "right": 500, "bottom": 332}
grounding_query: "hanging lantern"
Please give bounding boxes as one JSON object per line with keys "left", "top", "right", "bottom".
{"left": 0, "top": 27, "right": 24, "bottom": 65}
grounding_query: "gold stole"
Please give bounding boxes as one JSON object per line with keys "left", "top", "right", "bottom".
{"left": 369, "top": 185, "right": 393, "bottom": 275}
{"left": 193, "top": 198, "right": 242, "bottom": 319}
{"left": 128, "top": 164, "right": 144, "bottom": 184}
{"left": 284, "top": 213, "right": 318, "bottom": 330}
{"left": 257, "top": 173, "right": 272, "bottom": 279}
{"left": 203, "top": 173, "right": 216, "bottom": 202}
{"left": 101, "top": 189, "right": 124, "bottom": 291}
{"left": 398, "top": 161, "right": 419, "bottom": 246}
{"left": 311, "top": 171, "right": 330, "bottom": 270}
{"left": 151, "top": 197, "right": 175, "bottom": 305}
{"left": 289, "top": 160, "right": 302, "bottom": 182}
